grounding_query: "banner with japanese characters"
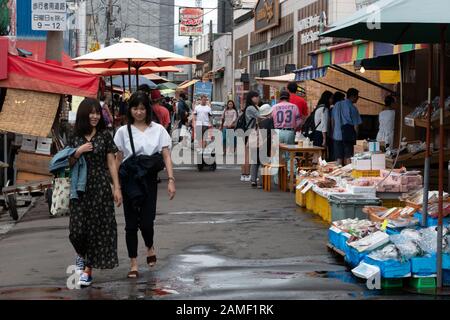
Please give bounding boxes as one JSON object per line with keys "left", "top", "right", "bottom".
{"left": 31, "top": 0, "right": 66, "bottom": 31}
{"left": 179, "top": 7, "right": 203, "bottom": 37}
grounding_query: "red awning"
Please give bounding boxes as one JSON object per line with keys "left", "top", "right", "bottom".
{"left": 0, "top": 54, "right": 99, "bottom": 98}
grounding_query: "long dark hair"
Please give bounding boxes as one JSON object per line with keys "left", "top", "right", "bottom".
{"left": 317, "top": 90, "right": 333, "bottom": 109}
{"left": 226, "top": 100, "right": 238, "bottom": 113}
{"left": 127, "top": 91, "right": 153, "bottom": 125}
{"left": 74, "top": 98, "right": 106, "bottom": 137}
{"left": 245, "top": 91, "right": 259, "bottom": 109}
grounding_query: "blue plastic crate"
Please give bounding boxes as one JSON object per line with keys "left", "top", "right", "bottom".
{"left": 443, "top": 253, "right": 450, "bottom": 269}
{"left": 386, "top": 228, "right": 401, "bottom": 235}
{"left": 363, "top": 256, "right": 411, "bottom": 278}
{"left": 411, "top": 254, "right": 437, "bottom": 276}
{"left": 413, "top": 212, "right": 450, "bottom": 227}
{"left": 345, "top": 246, "right": 368, "bottom": 268}
{"left": 337, "top": 232, "right": 351, "bottom": 253}
{"left": 328, "top": 227, "right": 342, "bottom": 249}
{"left": 444, "top": 270, "right": 450, "bottom": 286}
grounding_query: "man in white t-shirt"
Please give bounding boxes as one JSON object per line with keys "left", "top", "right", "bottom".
{"left": 193, "top": 94, "right": 212, "bottom": 149}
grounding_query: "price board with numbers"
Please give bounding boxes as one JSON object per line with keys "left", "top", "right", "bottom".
{"left": 31, "top": 0, "right": 67, "bottom": 31}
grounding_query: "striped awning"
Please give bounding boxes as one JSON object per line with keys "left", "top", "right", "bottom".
{"left": 294, "top": 66, "right": 328, "bottom": 82}
{"left": 310, "top": 40, "right": 428, "bottom": 68}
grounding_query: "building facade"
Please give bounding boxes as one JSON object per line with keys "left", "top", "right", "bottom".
{"left": 88, "top": 0, "right": 174, "bottom": 51}
{"left": 232, "top": 0, "right": 359, "bottom": 104}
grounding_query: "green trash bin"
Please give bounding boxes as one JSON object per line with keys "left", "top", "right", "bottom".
{"left": 329, "top": 194, "right": 381, "bottom": 222}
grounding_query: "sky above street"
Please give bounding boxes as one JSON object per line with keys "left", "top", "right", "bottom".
{"left": 174, "top": 0, "right": 218, "bottom": 49}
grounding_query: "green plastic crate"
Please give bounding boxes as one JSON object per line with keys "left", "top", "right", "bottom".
{"left": 408, "top": 277, "right": 436, "bottom": 289}
{"left": 381, "top": 278, "right": 404, "bottom": 289}
{"left": 329, "top": 194, "right": 381, "bottom": 222}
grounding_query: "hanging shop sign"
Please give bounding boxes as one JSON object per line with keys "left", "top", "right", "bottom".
{"left": 193, "top": 81, "right": 213, "bottom": 101}
{"left": 254, "top": 0, "right": 280, "bottom": 34}
{"left": 179, "top": 7, "right": 203, "bottom": 37}
{"left": 31, "top": 0, "right": 66, "bottom": 31}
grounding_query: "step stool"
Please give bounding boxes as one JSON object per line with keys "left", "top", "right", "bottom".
{"left": 262, "top": 163, "right": 287, "bottom": 192}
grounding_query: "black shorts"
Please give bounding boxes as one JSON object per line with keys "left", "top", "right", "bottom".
{"left": 334, "top": 140, "right": 354, "bottom": 160}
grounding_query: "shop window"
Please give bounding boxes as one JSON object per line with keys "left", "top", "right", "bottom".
{"left": 270, "top": 39, "right": 294, "bottom": 77}
{"left": 250, "top": 51, "right": 268, "bottom": 85}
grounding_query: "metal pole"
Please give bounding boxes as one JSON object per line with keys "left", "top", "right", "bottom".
{"left": 423, "top": 45, "right": 433, "bottom": 227}
{"left": 105, "top": 0, "right": 113, "bottom": 47}
{"left": 3, "top": 133, "right": 7, "bottom": 187}
{"left": 109, "top": 75, "right": 115, "bottom": 134}
{"left": 437, "top": 24, "right": 447, "bottom": 289}
{"left": 128, "top": 59, "right": 132, "bottom": 93}
{"left": 188, "top": 36, "right": 193, "bottom": 101}
{"left": 122, "top": 73, "right": 126, "bottom": 92}
{"left": 136, "top": 66, "right": 140, "bottom": 89}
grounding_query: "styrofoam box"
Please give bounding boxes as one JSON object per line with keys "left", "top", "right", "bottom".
{"left": 354, "top": 159, "right": 372, "bottom": 170}
{"left": 371, "top": 153, "right": 386, "bottom": 170}
{"left": 21, "top": 135, "right": 37, "bottom": 152}
{"left": 35, "top": 137, "right": 52, "bottom": 155}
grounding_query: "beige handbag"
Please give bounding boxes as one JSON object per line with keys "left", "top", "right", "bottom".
{"left": 50, "top": 177, "right": 71, "bottom": 216}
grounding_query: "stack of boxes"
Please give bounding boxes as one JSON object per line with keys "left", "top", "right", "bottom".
{"left": 352, "top": 141, "right": 386, "bottom": 171}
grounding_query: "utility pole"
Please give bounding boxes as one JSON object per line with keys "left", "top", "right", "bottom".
{"left": 209, "top": 19, "right": 213, "bottom": 77}
{"left": 105, "top": 0, "right": 113, "bottom": 46}
{"left": 188, "top": 35, "right": 193, "bottom": 101}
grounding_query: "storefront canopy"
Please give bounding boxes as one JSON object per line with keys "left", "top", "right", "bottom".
{"left": 178, "top": 79, "right": 199, "bottom": 90}
{"left": 243, "top": 33, "right": 293, "bottom": 57}
{"left": 255, "top": 73, "right": 295, "bottom": 87}
{"left": 309, "top": 40, "right": 427, "bottom": 68}
{"left": 0, "top": 54, "right": 100, "bottom": 98}
{"left": 321, "top": 0, "right": 450, "bottom": 44}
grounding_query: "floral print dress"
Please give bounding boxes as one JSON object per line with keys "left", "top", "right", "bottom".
{"left": 68, "top": 130, "right": 119, "bottom": 269}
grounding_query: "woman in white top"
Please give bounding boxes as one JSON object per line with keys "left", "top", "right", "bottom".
{"left": 114, "top": 91, "right": 176, "bottom": 278}
{"left": 313, "top": 91, "right": 333, "bottom": 148}
{"left": 376, "top": 95, "right": 396, "bottom": 148}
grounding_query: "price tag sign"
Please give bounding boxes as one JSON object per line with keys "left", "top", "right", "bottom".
{"left": 31, "top": 0, "right": 67, "bottom": 31}
{"left": 404, "top": 117, "right": 415, "bottom": 127}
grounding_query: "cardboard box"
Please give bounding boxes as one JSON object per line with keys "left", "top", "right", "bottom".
{"left": 371, "top": 153, "right": 386, "bottom": 170}
{"left": 354, "top": 145, "right": 365, "bottom": 154}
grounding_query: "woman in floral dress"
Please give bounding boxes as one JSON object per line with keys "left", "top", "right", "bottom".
{"left": 68, "top": 98, "right": 122, "bottom": 287}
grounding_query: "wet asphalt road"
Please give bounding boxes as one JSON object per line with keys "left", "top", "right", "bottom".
{"left": 0, "top": 165, "right": 446, "bottom": 300}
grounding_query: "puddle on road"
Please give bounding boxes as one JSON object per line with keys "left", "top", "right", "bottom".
{"left": 0, "top": 245, "right": 386, "bottom": 300}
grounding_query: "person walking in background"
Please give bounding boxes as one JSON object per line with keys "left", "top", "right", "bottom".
{"left": 312, "top": 91, "right": 333, "bottom": 150}
{"left": 193, "top": 94, "right": 212, "bottom": 150}
{"left": 287, "top": 81, "right": 308, "bottom": 120}
{"left": 220, "top": 100, "right": 238, "bottom": 153}
{"left": 114, "top": 91, "right": 175, "bottom": 279}
{"left": 250, "top": 104, "right": 274, "bottom": 188}
{"left": 240, "top": 91, "right": 260, "bottom": 182}
{"left": 272, "top": 90, "right": 302, "bottom": 182}
{"left": 68, "top": 98, "right": 122, "bottom": 287}
{"left": 150, "top": 89, "right": 171, "bottom": 131}
{"left": 100, "top": 95, "right": 114, "bottom": 133}
{"left": 376, "top": 95, "right": 396, "bottom": 149}
{"left": 328, "top": 91, "right": 346, "bottom": 161}
{"left": 331, "top": 88, "right": 362, "bottom": 165}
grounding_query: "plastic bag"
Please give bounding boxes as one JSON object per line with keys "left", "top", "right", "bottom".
{"left": 390, "top": 234, "right": 421, "bottom": 260}
{"left": 368, "top": 244, "right": 400, "bottom": 261}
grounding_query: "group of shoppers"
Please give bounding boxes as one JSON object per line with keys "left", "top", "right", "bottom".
{"left": 58, "top": 88, "right": 176, "bottom": 287}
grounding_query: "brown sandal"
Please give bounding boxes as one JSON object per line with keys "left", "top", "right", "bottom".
{"left": 127, "top": 270, "right": 139, "bottom": 278}
{"left": 147, "top": 255, "right": 157, "bottom": 267}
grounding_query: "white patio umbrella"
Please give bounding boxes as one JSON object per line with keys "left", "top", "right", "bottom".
{"left": 73, "top": 38, "right": 201, "bottom": 90}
